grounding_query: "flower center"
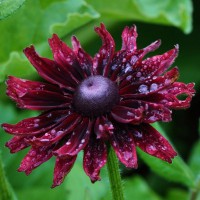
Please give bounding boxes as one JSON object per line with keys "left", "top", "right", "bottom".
{"left": 73, "top": 75, "right": 119, "bottom": 117}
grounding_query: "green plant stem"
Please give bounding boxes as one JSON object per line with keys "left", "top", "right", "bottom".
{"left": 0, "top": 153, "right": 16, "bottom": 200}
{"left": 107, "top": 145, "right": 125, "bottom": 200}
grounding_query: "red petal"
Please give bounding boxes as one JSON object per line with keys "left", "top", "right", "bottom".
{"left": 132, "top": 124, "right": 177, "bottom": 163}
{"left": 2, "top": 110, "right": 67, "bottom": 135}
{"left": 54, "top": 118, "right": 92, "bottom": 157}
{"left": 119, "top": 99, "right": 172, "bottom": 123}
{"left": 30, "top": 114, "right": 81, "bottom": 146}
{"left": 93, "top": 23, "right": 115, "bottom": 76}
{"left": 83, "top": 136, "right": 107, "bottom": 182}
{"left": 111, "top": 105, "right": 143, "bottom": 124}
{"left": 5, "top": 136, "right": 30, "bottom": 153}
{"left": 48, "top": 34, "right": 84, "bottom": 81}
{"left": 121, "top": 25, "right": 138, "bottom": 51}
{"left": 119, "top": 46, "right": 179, "bottom": 88}
{"left": 94, "top": 117, "right": 114, "bottom": 139}
{"left": 120, "top": 67, "right": 179, "bottom": 97}
{"left": 52, "top": 156, "right": 76, "bottom": 188}
{"left": 6, "top": 76, "right": 71, "bottom": 109}
{"left": 24, "top": 46, "right": 78, "bottom": 91}
{"left": 18, "top": 145, "right": 54, "bottom": 174}
{"left": 71, "top": 36, "right": 92, "bottom": 77}
{"left": 110, "top": 127, "right": 137, "bottom": 168}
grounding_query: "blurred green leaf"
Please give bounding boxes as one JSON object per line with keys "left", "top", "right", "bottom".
{"left": 165, "top": 189, "right": 188, "bottom": 200}
{"left": 86, "top": 0, "right": 193, "bottom": 34}
{"left": 138, "top": 123, "right": 195, "bottom": 188}
{"left": 189, "top": 140, "right": 200, "bottom": 177}
{"left": 65, "top": 157, "right": 108, "bottom": 200}
{"left": 124, "top": 176, "right": 161, "bottom": 200}
{"left": 0, "top": 0, "right": 99, "bottom": 82}
{"left": 0, "top": 0, "right": 26, "bottom": 20}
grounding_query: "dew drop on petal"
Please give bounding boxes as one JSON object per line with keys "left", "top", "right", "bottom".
{"left": 138, "top": 84, "right": 148, "bottom": 93}
{"left": 134, "top": 131, "right": 143, "bottom": 139}
{"left": 124, "top": 151, "right": 132, "bottom": 161}
{"left": 136, "top": 72, "right": 142, "bottom": 78}
{"left": 145, "top": 144, "right": 158, "bottom": 155}
{"left": 150, "top": 83, "right": 158, "bottom": 92}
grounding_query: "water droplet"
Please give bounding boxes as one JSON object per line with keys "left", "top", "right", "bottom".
{"left": 127, "top": 111, "right": 134, "bottom": 116}
{"left": 81, "top": 139, "right": 85, "bottom": 144}
{"left": 111, "top": 64, "right": 117, "bottom": 70}
{"left": 126, "top": 75, "right": 132, "bottom": 81}
{"left": 134, "top": 131, "right": 143, "bottom": 139}
{"left": 138, "top": 84, "right": 148, "bottom": 93}
{"left": 150, "top": 83, "right": 158, "bottom": 92}
{"left": 130, "top": 55, "right": 137, "bottom": 64}
{"left": 66, "top": 141, "right": 71, "bottom": 145}
{"left": 124, "top": 151, "right": 132, "bottom": 161}
{"left": 136, "top": 72, "right": 142, "bottom": 78}
{"left": 146, "top": 145, "right": 157, "bottom": 155}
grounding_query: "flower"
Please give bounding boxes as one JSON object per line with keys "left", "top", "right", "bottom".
{"left": 2, "top": 23, "right": 195, "bottom": 188}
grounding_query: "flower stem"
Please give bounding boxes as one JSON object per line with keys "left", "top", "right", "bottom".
{"left": 190, "top": 176, "right": 200, "bottom": 200}
{"left": 0, "top": 152, "right": 17, "bottom": 200}
{"left": 107, "top": 145, "right": 125, "bottom": 200}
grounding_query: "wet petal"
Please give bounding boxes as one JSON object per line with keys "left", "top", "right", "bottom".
{"left": 31, "top": 114, "right": 81, "bottom": 146}
{"left": 71, "top": 36, "right": 92, "bottom": 77}
{"left": 110, "top": 127, "right": 137, "bottom": 168}
{"left": 120, "top": 67, "right": 179, "bottom": 97}
{"left": 94, "top": 117, "right": 114, "bottom": 139}
{"left": 52, "top": 156, "right": 77, "bottom": 188}
{"left": 93, "top": 23, "right": 115, "bottom": 75}
{"left": 2, "top": 110, "right": 67, "bottom": 135}
{"left": 24, "top": 45, "right": 78, "bottom": 91}
{"left": 48, "top": 34, "right": 84, "bottom": 81}
{"left": 18, "top": 145, "right": 54, "bottom": 175}
{"left": 5, "top": 136, "right": 30, "bottom": 153}
{"left": 83, "top": 136, "right": 107, "bottom": 182}
{"left": 121, "top": 25, "right": 138, "bottom": 51}
{"left": 132, "top": 124, "right": 177, "bottom": 163}
{"left": 54, "top": 119, "right": 92, "bottom": 157}
{"left": 120, "top": 99, "right": 172, "bottom": 123}
{"left": 119, "top": 46, "right": 179, "bottom": 88}
{"left": 111, "top": 105, "right": 143, "bottom": 124}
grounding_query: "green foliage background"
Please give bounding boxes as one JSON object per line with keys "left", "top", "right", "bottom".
{"left": 0, "top": 0, "right": 199, "bottom": 199}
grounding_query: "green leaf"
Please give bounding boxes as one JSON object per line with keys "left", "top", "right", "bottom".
{"left": 65, "top": 155, "right": 108, "bottom": 200}
{"left": 138, "top": 123, "right": 195, "bottom": 188}
{"left": 189, "top": 140, "right": 200, "bottom": 177}
{"left": 0, "top": 0, "right": 26, "bottom": 20}
{"left": 165, "top": 189, "right": 188, "bottom": 200}
{"left": 0, "top": 0, "right": 99, "bottom": 82}
{"left": 86, "top": 0, "right": 193, "bottom": 33}
{"left": 124, "top": 176, "right": 161, "bottom": 200}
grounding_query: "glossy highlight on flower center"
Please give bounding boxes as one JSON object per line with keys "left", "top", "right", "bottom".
{"left": 73, "top": 75, "right": 119, "bottom": 117}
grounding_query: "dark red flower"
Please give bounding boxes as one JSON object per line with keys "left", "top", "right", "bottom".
{"left": 2, "top": 23, "right": 195, "bottom": 187}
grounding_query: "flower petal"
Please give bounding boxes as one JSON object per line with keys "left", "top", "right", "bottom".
{"left": 120, "top": 67, "right": 179, "bottom": 97}
{"left": 30, "top": 114, "right": 81, "bottom": 146}
{"left": 111, "top": 105, "right": 143, "bottom": 124}
{"left": 2, "top": 110, "right": 67, "bottom": 135}
{"left": 120, "top": 99, "right": 172, "bottom": 123}
{"left": 24, "top": 45, "right": 78, "bottom": 91}
{"left": 119, "top": 46, "right": 179, "bottom": 88}
{"left": 121, "top": 25, "right": 138, "bottom": 51}
{"left": 71, "top": 36, "right": 92, "bottom": 77}
{"left": 93, "top": 23, "right": 115, "bottom": 76}
{"left": 83, "top": 136, "right": 107, "bottom": 182}
{"left": 110, "top": 126, "right": 137, "bottom": 168}
{"left": 94, "top": 117, "right": 114, "bottom": 139}
{"left": 5, "top": 136, "right": 30, "bottom": 153}
{"left": 48, "top": 34, "right": 84, "bottom": 81}
{"left": 132, "top": 124, "right": 177, "bottom": 163}
{"left": 54, "top": 118, "right": 92, "bottom": 157}
{"left": 18, "top": 145, "right": 54, "bottom": 175}
{"left": 52, "top": 156, "right": 77, "bottom": 188}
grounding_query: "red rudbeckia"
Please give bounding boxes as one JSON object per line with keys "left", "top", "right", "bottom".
{"left": 2, "top": 23, "right": 195, "bottom": 187}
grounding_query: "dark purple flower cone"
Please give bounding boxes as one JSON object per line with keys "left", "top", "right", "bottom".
{"left": 2, "top": 23, "right": 195, "bottom": 188}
